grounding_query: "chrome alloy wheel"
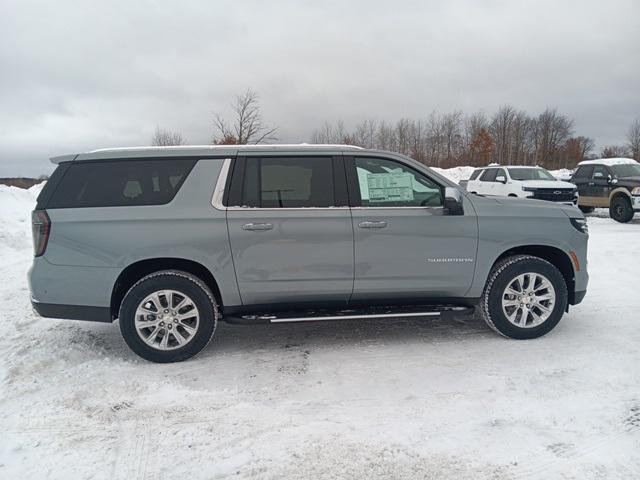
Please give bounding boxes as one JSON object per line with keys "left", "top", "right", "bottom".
{"left": 134, "top": 290, "right": 200, "bottom": 350}
{"left": 501, "top": 272, "right": 556, "bottom": 328}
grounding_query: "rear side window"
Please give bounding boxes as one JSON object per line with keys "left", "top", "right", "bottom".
{"left": 573, "top": 165, "right": 593, "bottom": 179}
{"left": 480, "top": 168, "right": 498, "bottom": 182}
{"left": 469, "top": 169, "right": 483, "bottom": 180}
{"left": 241, "top": 157, "right": 335, "bottom": 208}
{"left": 47, "top": 159, "right": 196, "bottom": 208}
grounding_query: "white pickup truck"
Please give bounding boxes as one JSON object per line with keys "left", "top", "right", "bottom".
{"left": 466, "top": 165, "right": 578, "bottom": 206}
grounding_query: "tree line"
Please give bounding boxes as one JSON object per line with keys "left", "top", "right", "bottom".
{"left": 152, "top": 90, "right": 640, "bottom": 170}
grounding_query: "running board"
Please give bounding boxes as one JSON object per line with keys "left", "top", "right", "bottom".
{"left": 224, "top": 304, "right": 474, "bottom": 325}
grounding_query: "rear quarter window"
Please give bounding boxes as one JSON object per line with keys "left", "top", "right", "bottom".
{"left": 47, "top": 159, "right": 197, "bottom": 208}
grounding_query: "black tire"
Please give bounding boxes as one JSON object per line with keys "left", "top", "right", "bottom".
{"left": 119, "top": 270, "right": 218, "bottom": 363}
{"left": 480, "top": 255, "right": 568, "bottom": 339}
{"left": 578, "top": 205, "right": 594, "bottom": 214}
{"left": 609, "top": 196, "right": 634, "bottom": 223}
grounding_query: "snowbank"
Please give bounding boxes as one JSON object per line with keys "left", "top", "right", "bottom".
{"left": 0, "top": 184, "right": 42, "bottom": 251}
{"left": 432, "top": 166, "right": 476, "bottom": 184}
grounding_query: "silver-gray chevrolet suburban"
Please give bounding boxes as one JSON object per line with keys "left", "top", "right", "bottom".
{"left": 29, "top": 145, "right": 589, "bottom": 362}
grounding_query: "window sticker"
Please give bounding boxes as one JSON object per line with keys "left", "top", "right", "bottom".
{"left": 366, "top": 172, "right": 414, "bottom": 202}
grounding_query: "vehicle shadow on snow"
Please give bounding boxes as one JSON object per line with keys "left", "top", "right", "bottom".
{"left": 586, "top": 209, "right": 640, "bottom": 224}
{"left": 198, "top": 313, "right": 492, "bottom": 360}
{"left": 83, "top": 313, "right": 493, "bottom": 363}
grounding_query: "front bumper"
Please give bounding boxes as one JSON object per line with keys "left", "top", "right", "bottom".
{"left": 572, "top": 290, "right": 587, "bottom": 306}
{"left": 632, "top": 196, "right": 640, "bottom": 211}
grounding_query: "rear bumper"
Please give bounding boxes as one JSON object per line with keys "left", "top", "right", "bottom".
{"left": 31, "top": 301, "right": 112, "bottom": 323}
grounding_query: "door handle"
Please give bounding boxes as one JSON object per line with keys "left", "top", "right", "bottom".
{"left": 358, "top": 220, "right": 387, "bottom": 229}
{"left": 242, "top": 222, "right": 273, "bottom": 231}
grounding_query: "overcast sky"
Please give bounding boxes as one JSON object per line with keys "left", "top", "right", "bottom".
{"left": 1, "top": 0, "right": 639, "bottom": 176}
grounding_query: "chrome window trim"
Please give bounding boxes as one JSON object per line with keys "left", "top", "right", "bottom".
{"left": 351, "top": 206, "right": 445, "bottom": 211}
{"left": 211, "top": 158, "right": 232, "bottom": 210}
{"left": 214, "top": 156, "right": 350, "bottom": 211}
{"left": 226, "top": 206, "right": 350, "bottom": 211}
{"left": 212, "top": 156, "right": 446, "bottom": 212}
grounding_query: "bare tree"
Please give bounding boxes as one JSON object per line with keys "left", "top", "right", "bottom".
{"left": 627, "top": 118, "right": 640, "bottom": 161}
{"left": 213, "top": 89, "right": 278, "bottom": 144}
{"left": 562, "top": 136, "right": 594, "bottom": 167}
{"left": 311, "top": 120, "right": 349, "bottom": 144}
{"left": 353, "top": 119, "right": 377, "bottom": 149}
{"left": 151, "top": 126, "right": 184, "bottom": 146}
{"left": 600, "top": 145, "right": 630, "bottom": 158}
{"left": 490, "top": 105, "right": 516, "bottom": 165}
{"left": 308, "top": 107, "right": 596, "bottom": 169}
{"left": 532, "top": 108, "right": 574, "bottom": 168}
{"left": 442, "top": 111, "right": 463, "bottom": 166}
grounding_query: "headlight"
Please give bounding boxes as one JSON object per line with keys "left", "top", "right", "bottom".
{"left": 570, "top": 218, "right": 588, "bottom": 234}
{"left": 522, "top": 186, "right": 536, "bottom": 192}
{"left": 631, "top": 187, "right": 640, "bottom": 196}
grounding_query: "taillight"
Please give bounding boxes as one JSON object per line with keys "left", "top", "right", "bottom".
{"left": 31, "top": 210, "right": 51, "bottom": 257}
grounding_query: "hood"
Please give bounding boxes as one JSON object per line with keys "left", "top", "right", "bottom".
{"left": 468, "top": 193, "right": 582, "bottom": 219}
{"left": 517, "top": 179, "right": 576, "bottom": 189}
{"left": 615, "top": 176, "right": 640, "bottom": 186}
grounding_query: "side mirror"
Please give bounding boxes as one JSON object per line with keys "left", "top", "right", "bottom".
{"left": 443, "top": 187, "right": 464, "bottom": 216}
{"left": 496, "top": 175, "right": 507, "bottom": 183}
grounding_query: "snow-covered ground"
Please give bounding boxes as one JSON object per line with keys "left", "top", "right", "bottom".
{"left": 1, "top": 181, "right": 639, "bottom": 479}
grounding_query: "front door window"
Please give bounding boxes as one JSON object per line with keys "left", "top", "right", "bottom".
{"left": 354, "top": 157, "right": 443, "bottom": 208}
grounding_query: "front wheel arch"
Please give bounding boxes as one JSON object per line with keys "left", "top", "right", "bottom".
{"left": 480, "top": 255, "right": 568, "bottom": 339}
{"left": 489, "top": 245, "right": 575, "bottom": 305}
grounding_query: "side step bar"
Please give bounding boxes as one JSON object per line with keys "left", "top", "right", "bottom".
{"left": 224, "top": 304, "right": 474, "bottom": 325}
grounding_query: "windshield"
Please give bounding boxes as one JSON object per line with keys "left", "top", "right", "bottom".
{"left": 610, "top": 164, "right": 640, "bottom": 178}
{"left": 507, "top": 168, "right": 556, "bottom": 181}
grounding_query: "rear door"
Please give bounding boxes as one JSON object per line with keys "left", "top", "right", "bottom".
{"left": 478, "top": 168, "right": 498, "bottom": 195}
{"left": 346, "top": 155, "right": 478, "bottom": 301}
{"left": 225, "top": 155, "right": 354, "bottom": 306}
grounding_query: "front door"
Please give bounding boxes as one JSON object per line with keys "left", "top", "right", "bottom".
{"left": 226, "top": 155, "right": 354, "bottom": 306}
{"left": 572, "top": 165, "right": 593, "bottom": 203}
{"left": 589, "top": 165, "right": 613, "bottom": 206}
{"left": 346, "top": 155, "right": 478, "bottom": 302}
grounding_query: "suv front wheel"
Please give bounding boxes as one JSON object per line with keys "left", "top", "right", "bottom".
{"left": 480, "top": 255, "right": 568, "bottom": 339}
{"left": 119, "top": 270, "right": 219, "bottom": 362}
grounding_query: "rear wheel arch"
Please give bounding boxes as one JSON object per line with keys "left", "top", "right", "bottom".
{"left": 490, "top": 245, "right": 575, "bottom": 305}
{"left": 111, "top": 258, "right": 222, "bottom": 320}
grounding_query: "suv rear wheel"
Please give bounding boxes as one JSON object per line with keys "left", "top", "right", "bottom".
{"left": 610, "top": 195, "right": 634, "bottom": 223}
{"left": 119, "top": 270, "right": 219, "bottom": 363}
{"left": 480, "top": 255, "right": 567, "bottom": 339}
